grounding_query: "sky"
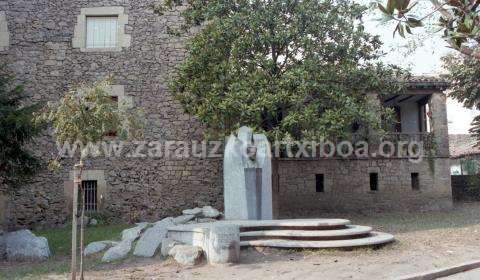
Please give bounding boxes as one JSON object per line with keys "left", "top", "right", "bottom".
{"left": 361, "top": 1, "right": 478, "bottom": 134}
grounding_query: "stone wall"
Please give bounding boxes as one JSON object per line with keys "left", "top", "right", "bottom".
{"left": 276, "top": 158, "right": 453, "bottom": 216}
{"left": 0, "top": 0, "right": 223, "bottom": 229}
{"left": 0, "top": 0, "right": 454, "bottom": 229}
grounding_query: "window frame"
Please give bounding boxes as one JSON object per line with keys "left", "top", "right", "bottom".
{"left": 0, "top": 11, "right": 9, "bottom": 51}
{"left": 72, "top": 6, "right": 131, "bottom": 52}
{"left": 81, "top": 180, "right": 98, "bottom": 212}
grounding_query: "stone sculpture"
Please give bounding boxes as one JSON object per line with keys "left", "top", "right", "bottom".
{"left": 224, "top": 126, "right": 272, "bottom": 220}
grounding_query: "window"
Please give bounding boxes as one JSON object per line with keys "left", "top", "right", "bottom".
{"left": 72, "top": 7, "right": 131, "bottom": 52}
{"left": 86, "top": 16, "right": 118, "bottom": 49}
{"left": 369, "top": 173, "right": 378, "bottom": 191}
{"left": 81, "top": 180, "right": 98, "bottom": 212}
{"left": 0, "top": 11, "right": 9, "bottom": 50}
{"left": 411, "top": 173, "right": 420, "bottom": 190}
{"left": 315, "top": 174, "right": 324, "bottom": 193}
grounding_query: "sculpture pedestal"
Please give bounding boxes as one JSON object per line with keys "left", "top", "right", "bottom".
{"left": 206, "top": 224, "right": 240, "bottom": 264}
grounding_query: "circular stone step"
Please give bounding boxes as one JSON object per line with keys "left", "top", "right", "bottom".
{"left": 239, "top": 231, "right": 394, "bottom": 248}
{"left": 240, "top": 225, "right": 372, "bottom": 239}
{"left": 230, "top": 219, "right": 351, "bottom": 230}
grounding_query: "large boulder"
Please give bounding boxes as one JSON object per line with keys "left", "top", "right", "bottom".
{"left": 101, "top": 240, "right": 133, "bottom": 263}
{"left": 4, "top": 230, "right": 50, "bottom": 261}
{"left": 169, "top": 245, "right": 204, "bottom": 266}
{"left": 102, "top": 223, "right": 148, "bottom": 263}
{"left": 84, "top": 241, "right": 118, "bottom": 256}
{"left": 133, "top": 218, "right": 174, "bottom": 257}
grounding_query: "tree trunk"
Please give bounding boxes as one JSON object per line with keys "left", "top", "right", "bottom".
{"left": 71, "top": 162, "right": 84, "bottom": 280}
{"left": 79, "top": 182, "right": 85, "bottom": 280}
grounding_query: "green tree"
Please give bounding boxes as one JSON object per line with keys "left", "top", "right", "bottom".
{"left": 158, "top": 0, "right": 406, "bottom": 141}
{"left": 0, "top": 70, "right": 43, "bottom": 185}
{"left": 37, "top": 78, "right": 142, "bottom": 280}
{"left": 39, "top": 79, "right": 141, "bottom": 156}
{"left": 377, "top": 0, "right": 480, "bottom": 59}
{"left": 443, "top": 54, "right": 480, "bottom": 140}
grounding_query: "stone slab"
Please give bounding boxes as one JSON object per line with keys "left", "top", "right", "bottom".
{"left": 229, "top": 219, "right": 351, "bottom": 228}
{"left": 239, "top": 231, "right": 394, "bottom": 248}
{"left": 167, "top": 219, "right": 351, "bottom": 233}
{"left": 240, "top": 225, "right": 372, "bottom": 238}
{"left": 167, "top": 229, "right": 208, "bottom": 248}
{"left": 84, "top": 241, "right": 118, "bottom": 256}
{"left": 133, "top": 218, "right": 174, "bottom": 257}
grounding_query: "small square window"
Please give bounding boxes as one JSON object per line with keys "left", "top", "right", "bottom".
{"left": 110, "top": 96, "right": 119, "bottom": 103}
{"left": 86, "top": 16, "right": 118, "bottom": 49}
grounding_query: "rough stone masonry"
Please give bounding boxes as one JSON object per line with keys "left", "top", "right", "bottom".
{"left": 0, "top": 0, "right": 223, "bottom": 229}
{"left": 0, "top": 1, "right": 452, "bottom": 229}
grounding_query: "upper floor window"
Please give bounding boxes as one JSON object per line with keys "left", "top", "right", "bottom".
{"left": 0, "top": 11, "right": 9, "bottom": 51}
{"left": 72, "top": 7, "right": 131, "bottom": 52}
{"left": 86, "top": 16, "right": 118, "bottom": 49}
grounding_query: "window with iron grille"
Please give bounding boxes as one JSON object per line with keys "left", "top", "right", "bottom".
{"left": 81, "top": 180, "right": 98, "bottom": 212}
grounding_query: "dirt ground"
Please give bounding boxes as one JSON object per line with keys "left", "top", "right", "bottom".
{"left": 5, "top": 202, "right": 480, "bottom": 280}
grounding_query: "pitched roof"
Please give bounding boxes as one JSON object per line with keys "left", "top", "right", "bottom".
{"left": 407, "top": 75, "right": 449, "bottom": 90}
{"left": 450, "top": 134, "right": 480, "bottom": 158}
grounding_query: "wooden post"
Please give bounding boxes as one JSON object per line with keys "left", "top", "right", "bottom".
{"left": 79, "top": 181, "right": 85, "bottom": 280}
{"left": 71, "top": 162, "right": 83, "bottom": 280}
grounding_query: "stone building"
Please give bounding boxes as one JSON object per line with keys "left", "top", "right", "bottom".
{"left": 276, "top": 77, "right": 452, "bottom": 215}
{"left": 450, "top": 134, "right": 480, "bottom": 175}
{"left": 0, "top": 1, "right": 452, "bottom": 229}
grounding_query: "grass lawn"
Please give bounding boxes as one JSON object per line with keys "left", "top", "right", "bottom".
{"left": 0, "top": 224, "right": 131, "bottom": 280}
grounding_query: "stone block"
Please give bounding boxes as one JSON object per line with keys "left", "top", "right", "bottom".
{"left": 206, "top": 224, "right": 239, "bottom": 264}
{"left": 169, "top": 245, "right": 204, "bottom": 266}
